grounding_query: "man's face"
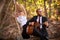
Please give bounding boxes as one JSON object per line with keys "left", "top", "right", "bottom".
{"left": 37, "top": 10, "right": 42, "bottom": 16}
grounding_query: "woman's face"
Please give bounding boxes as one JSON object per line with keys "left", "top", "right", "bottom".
{"left": 20, "top": 12, "right": 25, "bottom": 15}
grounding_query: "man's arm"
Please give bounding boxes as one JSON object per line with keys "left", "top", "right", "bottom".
{"left": 26, "top": 16, "right": 36, "bottom": 25}
{"left": 22, "top": 16, "right": 35, "bottom": 32}
{"left": 43, "top": 17, "right": 49, "bottom": 28}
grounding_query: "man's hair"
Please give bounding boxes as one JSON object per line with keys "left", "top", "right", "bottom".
{"left": 36, "top": 9, "right": 42, "bottom": 13}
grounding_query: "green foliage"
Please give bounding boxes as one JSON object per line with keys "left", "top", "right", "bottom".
{"left": 17, "top": 0, "right": 60, "bottom": 19}
{"left": 18, "top": 0, "right": 44, "bottom": 16}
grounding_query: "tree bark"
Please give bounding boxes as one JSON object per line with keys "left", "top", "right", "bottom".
{"left": 0, "top": 0, "right": 20, "bottom": 40}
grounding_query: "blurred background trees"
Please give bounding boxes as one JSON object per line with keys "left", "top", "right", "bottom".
{"left": 17, "top": 0, "right": 60, "bottom": 20}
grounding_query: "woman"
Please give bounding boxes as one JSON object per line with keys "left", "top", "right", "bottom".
{"left": 16, "top": 11, "right": 27, "bottom": 28}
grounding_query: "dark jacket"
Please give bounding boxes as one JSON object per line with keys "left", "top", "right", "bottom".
{"left": 22, "top": 16, "right": 48, "bottom": 39}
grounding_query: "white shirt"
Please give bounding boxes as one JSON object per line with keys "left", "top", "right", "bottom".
{"left": 37, "top": 16, "right": 42, "bottom": 29}
{"left": 17, "top": 16, "right": 27, "bottom": 27}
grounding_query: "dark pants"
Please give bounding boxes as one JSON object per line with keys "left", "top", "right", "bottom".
{"left": 33, "top": 28, "right": 49, "bottom": 40}
{"left": 40, "top": 35, "right": 48, "bottom": 40}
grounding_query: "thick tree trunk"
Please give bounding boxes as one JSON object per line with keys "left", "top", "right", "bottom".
{"left": 0, "top": 0, "right": 20, "bottom": 40}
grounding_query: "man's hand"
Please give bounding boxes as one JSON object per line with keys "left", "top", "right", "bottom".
{"left": 35, "top": 22, "right": 40, "bottom": 27}
{"left": 29, "top": 22, "right": 34, "bottom": 26}
{"left": 43, "top": 21, "right": 49, "bottom": 27}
